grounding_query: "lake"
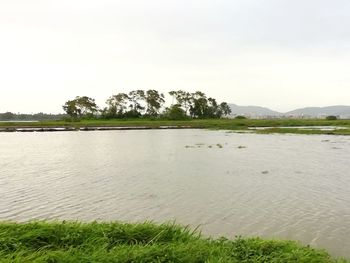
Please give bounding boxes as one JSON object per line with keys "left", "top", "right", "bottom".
{"left": 0, "top": 129, "right": 349, "bottom": 257}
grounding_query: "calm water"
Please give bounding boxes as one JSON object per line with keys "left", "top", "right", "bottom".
{"left": 0, "top": 130, "right": 350, "bottom": 257}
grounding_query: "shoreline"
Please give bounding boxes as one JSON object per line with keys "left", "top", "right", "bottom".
{"left": 1, "top": 119, "right": 350, "bottom": 135}
{"left": 0, "top": 221, "right": 346, "bottom": 262}
{"left": 0, "top": 125, "right": 195, "bottom": 132}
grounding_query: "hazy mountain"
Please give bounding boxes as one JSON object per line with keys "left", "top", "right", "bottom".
{"left": 286, "top": 105, "right": 350, "bottom": 117}
{"left": 229, "top": 104, "right": 350, "bottom": 118}
{"left": 229, "top": 104, "right": 282, "bottom": 116}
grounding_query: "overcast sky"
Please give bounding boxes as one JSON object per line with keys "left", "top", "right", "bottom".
{"left": 1, "top": 0, "right": 350, "bottom": 113}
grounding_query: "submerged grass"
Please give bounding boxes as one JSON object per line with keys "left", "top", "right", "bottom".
{"left": 0, "top": 221, "right": 347, "bottom": 262}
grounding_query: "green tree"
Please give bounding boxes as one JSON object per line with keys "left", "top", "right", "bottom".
{"left": 105, "top": 93, "right": 129, "bottom": 118}
{"left": 189, "top": 91, "right": 208, "bottom": 118}
{"left": 169, "top": 90, "right": 178, "bottom": 105}
{"left": 206, "top": 97, "right": 219, "bottom": 118}
{"left": 127, "top": 90, "right": 145, "bottom": 117}
{"left": 219, "top": 102, "right": 232, "bottom": 117}
{"left": 169, "top": 90, "right": 192, "bottom": 115}
{"left": 62, "top": 96, "right": 98, "bottom": 119}
{"left": 145, "top": 90, "right": 165, "bottom": 117}
{"left": 63, "top": 100, "right": 79, "bottom": 118}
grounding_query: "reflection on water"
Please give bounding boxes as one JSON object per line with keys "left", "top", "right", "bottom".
{"left": 0, "top": 130, "right": 350, "bottom": 257}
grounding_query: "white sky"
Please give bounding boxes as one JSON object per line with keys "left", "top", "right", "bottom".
{"left": 1, "top": 0, "right": 350, "bottom": 113}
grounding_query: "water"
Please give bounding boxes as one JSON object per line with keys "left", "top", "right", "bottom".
{"left": 0, "top": 130, "right": 349, "bottom": 257}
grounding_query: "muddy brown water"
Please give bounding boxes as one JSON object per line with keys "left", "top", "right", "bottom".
{"left": 0, "top": 130, "right": 349, "bottom": 257}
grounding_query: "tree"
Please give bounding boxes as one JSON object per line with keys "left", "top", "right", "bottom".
{"left": 169, "top": 90, "right": 192, "bottom": 115}
{"left": 206, "top": 97, "right": 219, "bottom": 118}
{"left": 178, "top": 90, "right": 192, "bottom": 115}
{"left": 62, "top": 96, "right": 98, "bottom": 119}
{"left": 219, "top": 102, "right": 232, "bottom": 117}
{"left": 62, "top": 89, "right": 230, "bottom": 120}
{"left": 169, "top": 90, "right": 177, "bottom": 105}
{"left": 127, "top": 90, "right": 145, "bottom": 117}
{"left": 63, "top": 100, "right": 79, "bottom": 118}
{"left": 145, "top": 90, "right": 165, "bottom": 116}
{"left": 105, "top": 93, "right": 129, "bottom": 118}
{"left": 189, "top": 91, "right": 208, "bottom": 118}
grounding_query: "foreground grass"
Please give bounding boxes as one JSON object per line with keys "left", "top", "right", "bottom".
{"left": 0, "top": 221, "right": 347, "bottom": 262}
{"left": 1, "top": 118, "right": 350, "bottom": 131}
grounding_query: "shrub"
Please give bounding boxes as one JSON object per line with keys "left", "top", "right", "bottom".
{"left": 235, "top": 115, "right": 247, "bottom": 119}
{"left": 326, "top": 115, "right": 338, "bottom": 120}
{"left": 164, "top": 105, "right": 188, "bottom": 120}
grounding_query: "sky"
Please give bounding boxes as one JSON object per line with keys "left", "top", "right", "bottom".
{"left": 0, "top": 0, "right": 350, "bottom": 113}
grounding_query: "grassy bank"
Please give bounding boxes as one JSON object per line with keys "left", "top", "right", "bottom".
{"left": 254, "top": 127, "right": 350, "bottom": 136}
{"left": 0, "top": 221, "right": 347, "bottom": 262}
{"left": 1, "top": 118, "right": 350, "bottom": 127}
{"left": 1, "top": 119, "right": 350, "bottom": 135}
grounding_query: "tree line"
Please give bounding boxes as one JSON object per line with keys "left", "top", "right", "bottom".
{"left": 0, "top": 112, "right": 67, "bottom": 121}
{"left": 63, "top": 90, "right": 232, "bottom": 120}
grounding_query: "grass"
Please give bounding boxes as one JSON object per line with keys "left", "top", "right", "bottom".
{"left": 0, "top": 221, "right": 347, "bottom": 262}
{"left": 1, "top": 118, "right": 350, "bottom": 135}
{"left": 1, "top": 118, "right": 350, "bottom": 128}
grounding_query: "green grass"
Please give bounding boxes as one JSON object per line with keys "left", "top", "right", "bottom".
{"left": 0, "top": 118, "right": 350, "bottom": 128}
{"left": 0, "top": 221, "right": 347, "bottom": 262}
{"left": 1, "top": 119, "right": 350, "bottom": 135}
{"left": 254, "top": 127, "right": 350, "bottom": 135}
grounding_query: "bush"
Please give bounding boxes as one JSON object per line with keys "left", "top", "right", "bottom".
{"left": 326, "top": 115, "right": 338, "bottom": 120}
{"left": 235, "top": 115, "right": 247, "bottom": 119}
{"left": 61, "top": 117, "right": 81, "bottom": 122}
{"left": 164, "top": 105, "right": 188, "bottom": 120}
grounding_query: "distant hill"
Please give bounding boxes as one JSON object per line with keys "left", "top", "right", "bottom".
{"left": 229, "top": 104, "right": 282, "bottom": 117}
{"left": 286, "top": 106, "right": 350, "bottom": 118}
{"left": 228, "top": 104, "right": 350, "bottom": 118}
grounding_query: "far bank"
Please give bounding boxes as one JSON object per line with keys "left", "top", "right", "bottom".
{"left": 1, "top": 118, "right": 350, "bottom": 135}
